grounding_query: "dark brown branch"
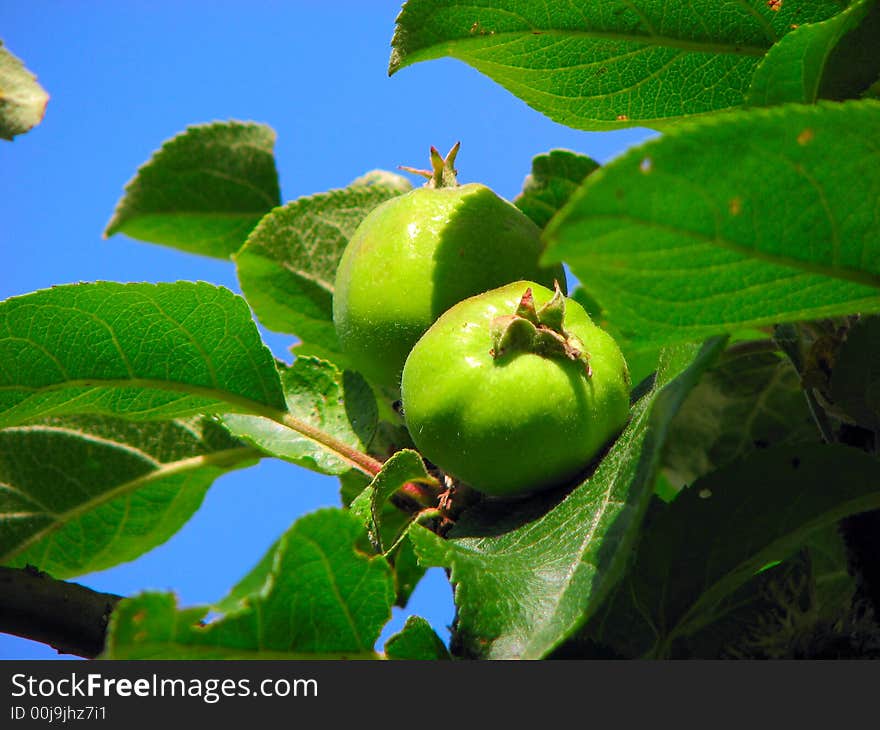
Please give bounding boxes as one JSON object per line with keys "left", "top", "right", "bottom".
{"left": 0, "top": 565, "right": 121, "bottom": 659}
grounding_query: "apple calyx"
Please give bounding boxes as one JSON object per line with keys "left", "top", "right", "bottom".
{"left": 399, "top": 141, "right": 460, "bottom": 188}
{"left": 489, "top": 282, "right": 593, "bottom": 376}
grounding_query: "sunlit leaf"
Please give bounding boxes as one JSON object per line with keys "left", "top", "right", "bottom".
{"left": 105, "top": 122, "right": 280, "bottom": 258}
{"left": 0, "top": 41, "right": 49, "bottom": 140}
{"left": 0, "top": 416, "right": 256, "bottom": 577}
{"left": 544, "top": 101, "right": 880, "bottom": 346}
{"left": 390, "top": 0, "right": 845, "bottom": 129}
{"left": 104, "top": 509, "right": 393, "bottom": 659}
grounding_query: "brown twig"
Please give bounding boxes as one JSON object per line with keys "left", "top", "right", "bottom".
{"left": 0, "top": 565, "right": 121, "bottom": 659}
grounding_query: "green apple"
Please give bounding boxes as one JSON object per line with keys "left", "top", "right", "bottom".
{"left": 401, "top": 280, "right": 631, "bottom": 496}
{"left": 333, "top": 144, "right": 565, "bottom": 388}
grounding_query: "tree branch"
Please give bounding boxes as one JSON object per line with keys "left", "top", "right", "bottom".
{"left": 0, "top": 565, "right": 121, "bottom": 659}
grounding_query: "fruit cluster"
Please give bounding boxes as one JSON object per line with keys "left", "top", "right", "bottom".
{"left": 333, "top": 146, "right": 631, "bottom": 497}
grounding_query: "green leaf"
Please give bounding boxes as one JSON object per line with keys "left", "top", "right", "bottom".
{"left": 0, "top": 41, "right": 49, "bottom": 140}
{"left": 103, "top": 509, "right": 394, "bottom": 659}
{"left": 409, "top": 337, "right": 726, "bottom": 659}
{"left": 544, "top": 101, "right": 880, "bottom": 347}
{"left": 817, "top": 0, "right": 880, "bottom": 101}
{"left": 667, "top": 552, "right": 813, "bottom": 659}
{"left": 389, "top": 0, "right": 844, "bottom": 130}
{"left": 349, "top": 169, "right": 415, "bottom": 193}
{"left": 218, "top": 465, "right": 430, "bottom": 615}
{"left": 514, "top": 150, "right": 599, "bottom": 229}
{"left": 0, "top": 284, "right": 382, "bottom": 478}
{"left": 747, "top": 0, "right": 878, "bottom": 106}
{"left": 807, "top": 526, "right": 856, "bottom": 618}
{"left": 221, "top": 357, "right": 377, "bottom": 476}
{"left": 0, "top": 282, "right": 287, "bottom": 427}
{"left": 572, "top": 285, "right": 661, "bottom": 389}
{"left": 385, "top": 616, "right": 450, "bottom": 659}
{"left": 571, "top": 284, "right": 662, "bottom": 388}
{"left": 341, "top": 469, "right": 427, "bottom": 608}
{"left": 568, "top": 286, "right": 602, "bottom": 321}
{"left": 104, "top": 122, "right": 281, "bottom": 259}
{"left": 556, "top": 549, "right": 813, "bottom": 658}
{"left": 212, "top": 538, "right": 281, "bottom": 617}
{"left": 350, "top": 449, "right": 435, "bottom": 552}
{"left": 829, "top": 315, "right": 880, "bottom": 431}
{"left": 663, "top": 348, "right": 817, "bottom": 491}
{"left": 235, "top": 175, "right": 412, "bottom": 358}
{"left": 615, "top": 337, "right": 661, "bottom": 391}
{"left": 590, "top": 444, "right": 880, "bottom": 658}
{"left": 389, "top": 536, "right": 425, "bottom": 608}
{"left": 0, "top": 416, "right": 256, "bottom": 578}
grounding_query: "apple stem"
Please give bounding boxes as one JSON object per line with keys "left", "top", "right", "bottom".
{"left": 398, "top": 480, "right": 443, "bottom": 507}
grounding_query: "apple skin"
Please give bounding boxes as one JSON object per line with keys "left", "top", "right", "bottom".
{"left": 332, "top": 183, "right": 565, "bottom": 389}
{"left": 401, "top": 281, "right": 631, "bottom": 497}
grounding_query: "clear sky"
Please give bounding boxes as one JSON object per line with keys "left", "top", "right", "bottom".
{"left": 0, "top": 1, "right": 653, "bottom": 659}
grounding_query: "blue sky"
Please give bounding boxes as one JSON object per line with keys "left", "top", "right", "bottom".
{"left": 0, "top": 1, "right": 653, "bottom": 659}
